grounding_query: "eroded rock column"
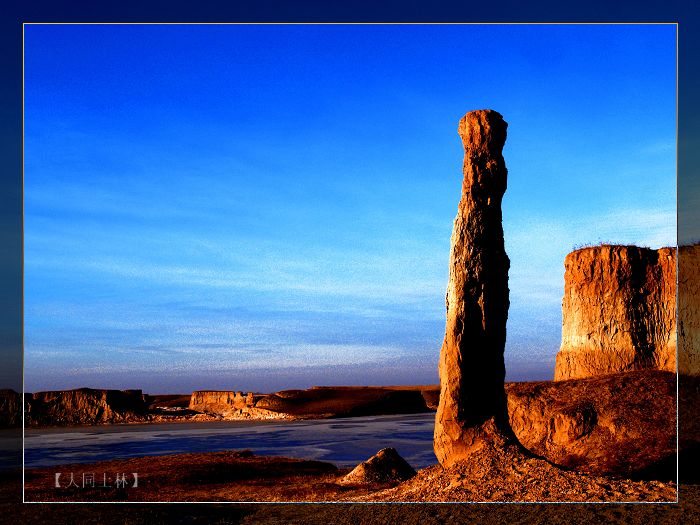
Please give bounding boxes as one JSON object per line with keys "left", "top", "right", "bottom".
{"left": 434, "top": 109, "right": 515, "bottom": 466}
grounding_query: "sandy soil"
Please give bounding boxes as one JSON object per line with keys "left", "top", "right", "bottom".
{"left": 4, "top": 459, "right": 699, "bottom": 524}
{"left": 24, "top": 450, "right": 376, "bottom": 503}
{"left": 23, "top": 447, "right": 675, "bottom": 504}
{"left": 359, "top": 442, "right": 675, "bottom": 502}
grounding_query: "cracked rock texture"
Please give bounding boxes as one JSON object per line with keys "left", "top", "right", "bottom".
{"left": 679, "top": 243, "right": 700, "bottom": 376}
{"left": 434, "top": 109, "right": 516, "bottom": 466}
{"left": 507, "top": 370, "right": 681, "bottom": 480}
{"left": 554, "top": 245, "right": 677, "bottom": 381}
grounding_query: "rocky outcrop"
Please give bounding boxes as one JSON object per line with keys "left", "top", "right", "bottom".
{"left": 679, "top": 243, "right": 700, "bottom": 376}
{"left": 341, "top": 448, "right": 416, "bottom": 485}
{"left": 23, "top": 385, "right": 440, "bottom": 426}
{"left": 188, "top": 391, "right": 256, "bottom": 414}
{"left": 554, "top": 245, "right": 677, "bottom": 381}
{"left": 255, "top": 386, "right": 433, "bottom": 418}
{"left": 434, "top": 109, "right": 517, "bottom": 466}
{"left": 506, "top": 370, "right": 682, "bottom": 480}
{"left": 0, "top": 389, "right": 21, "bottom": 428}
{"left": 25, "top": 388, "right": 148, "bottom": 427}
{"left": 188, "top": 390, "right": 284, "bottom": 419}
{"left": 420, "top": 388, "right": 439, "bottom": 410}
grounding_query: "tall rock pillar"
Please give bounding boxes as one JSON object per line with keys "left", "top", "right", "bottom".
{"left": 434, "top": 109, "right": 515, "bottom": 466}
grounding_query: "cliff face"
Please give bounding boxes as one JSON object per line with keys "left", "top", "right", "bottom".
{"left": 679, "top": 244, "right": 700, "bottom": 376}
{"left": 188, "top": 391, "right": 255, "bottom": 414}
{"left": 25, "top": 388, "right": 148, "bottom": 427}
{"left": 554, "top": 245, "right": 676, "bottom": 381}
{"left": 188, "top": 390, "right": 288, "bottom": 419}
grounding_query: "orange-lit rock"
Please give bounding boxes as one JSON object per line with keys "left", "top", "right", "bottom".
{"left": 434, "top": 109, "right": 518, "bottom": 466}
{"left": 507, "top": 370, "right": 682, "bottom": 479}
{"left": 554, "top": 245, "right": 677, "bottom": 380}
{"left": 188, "top": 390, "right": 256, "bottom": 414}
{"left": 25, "top": 388, "right": 148, "bottom": 426}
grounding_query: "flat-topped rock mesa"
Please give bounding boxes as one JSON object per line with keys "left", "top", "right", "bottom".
{"left": 189, "top": 390, "right": 257, "bottom": 413}
{"left": 187, "top": 390, "right": 285, "bottom": 419}
{"left": 554, "top": 244, "right": 677, "bottom": 381}
{"left": 188, "top": 387, "right": 435, "bottom": 420}
{"left": 25, "top": 388, "right": 148, "bottom": 427}
{"left": 679, "top": 243, "right": 700, "bottom": 376}
{"left": 254, "top": 386, "right": 435, "bottom": 418}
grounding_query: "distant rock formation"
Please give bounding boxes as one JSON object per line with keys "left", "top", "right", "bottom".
{"left": 189, "top": 390, "right": 257, "bottom": 414}
{"left": 0, "top": 389, "right": 20, "bottom": 428}
{"left": 187, "top": 387, "right": 438, "bottom": 420}
{"left": 434, "top": 109, "right": 518, "bottom": 466}
{"left": 188, "top": 390, "right": 284, "bottom": 419}
{"left": 255, "top": 386, "right": 433, "bottom": 418}
{"left": 341, "top": 448, "right": 416, "bottom": 485}
{"left": 25, "top": 388, "right": 148, "bottom": 426}
{"left": 554, "top": 245, "right": 676, "bottom": 381}
{"left": 679, "top": 243, "right": 700, "bottom": 376}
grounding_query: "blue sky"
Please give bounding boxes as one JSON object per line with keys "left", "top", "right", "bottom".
{"left": 24, "top": 24, "right": 676, "bottom": 393}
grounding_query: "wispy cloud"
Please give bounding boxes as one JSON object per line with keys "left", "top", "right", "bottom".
{"left": 26, "top": 343, "right": 406, "bottom": 374}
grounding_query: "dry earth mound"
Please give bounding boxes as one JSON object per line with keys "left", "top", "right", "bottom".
{"left": 341, "top": 448, "right": 416, "bottom": 485}
{"left": 359, "top": 442, "right": 676, "bottom": 502}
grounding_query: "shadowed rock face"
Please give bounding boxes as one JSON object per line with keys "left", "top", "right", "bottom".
{"left": 434, "top": 109, "right": 516, "bottom": 466}
{"left": 0, "top": 390, "right": 20, "bottom": 428}
{"left": 679, "top": 243, "right": 700, "bottom": 377}
{"left": 554, "top": 245, "right": 676, "bottom": 381}
{"left": 25, "top": 388, "right": 148, "bottom": 426}
{"left": 254, "top": 386, "right": 433, "bottom": 417}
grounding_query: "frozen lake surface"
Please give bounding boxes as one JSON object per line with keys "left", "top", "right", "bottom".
{"left": 24, "top": 412, "right": 437, "bottom": 469}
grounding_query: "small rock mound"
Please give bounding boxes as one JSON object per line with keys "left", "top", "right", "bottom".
{"left": 341, "top": 448, "right": 416, "bottom": 485}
